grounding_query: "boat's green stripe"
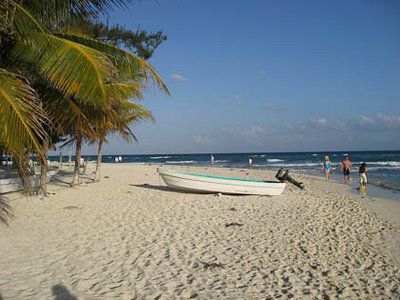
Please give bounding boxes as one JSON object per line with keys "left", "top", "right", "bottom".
{"left": 174, "top": 170, "right": 279, "bottom": 183}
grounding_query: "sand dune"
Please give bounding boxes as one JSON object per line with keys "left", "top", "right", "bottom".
{"left": 0, "top": 164, "right": 399, "bottom": 299}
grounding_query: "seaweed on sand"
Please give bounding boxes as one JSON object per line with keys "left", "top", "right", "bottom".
{"left": 225, "top": 222, "right": 243, "bottom": 228}
{"left": 196, "top": 259, "right": 226, "bottom": 270}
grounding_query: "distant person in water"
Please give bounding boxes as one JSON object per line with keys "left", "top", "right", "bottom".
{"left": 359, "top": 162, "right": 367, "bottom": 186}
{"left": 341, "top": 155, "right": 352, "bottom": 183}
{"left": 248, "top": 155, "right": 253, "bottom": 169}
{"left": 322, "top": 155, "right": 332, "bottom": 180}
{"left": 210, "top": 154, "right": 215, "bottom": 166}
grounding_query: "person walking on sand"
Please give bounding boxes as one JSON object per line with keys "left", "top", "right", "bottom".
{"left": 322, "top": 155, "right": 332, "bottom": 180}
{"left": 341, "top": 155, "right": 352, "bottom": 183}
{"left": 210, "top": 154, "right": 215, "bottom": 166}
{"left": 359, "top": 162, "right": 367, "bottom": 186}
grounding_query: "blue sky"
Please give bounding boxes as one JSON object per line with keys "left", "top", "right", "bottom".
{"left": 83, "top": 0, "right": 400, "bottom": 154}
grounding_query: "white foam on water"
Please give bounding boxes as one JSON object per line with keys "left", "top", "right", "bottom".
{"left": 165, "top": 160, "right": 195, "bottom": 164}
{"left": 267, "top": 159, "right": 284, "bottom": 162}
{"left": 270, "top": 162, "right": 322, "bottom": 167}
{"left": 366, "top": 161, "right": 400, "bottom": 167}
{"left": 150, "top": 156, "right": 172, "bottom": 159}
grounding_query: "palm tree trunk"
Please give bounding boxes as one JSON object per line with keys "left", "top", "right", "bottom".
{"left": 0, "top": 148, "right": 4, "bottom": 166}
{"left": 40, "top": 139, "right": 48, "bottom": 196}
{"left": 70, "top": 138, "right": 82, "bottom": 187}
{"left": 94, "top": 140, "right": 103, "bottom": 182}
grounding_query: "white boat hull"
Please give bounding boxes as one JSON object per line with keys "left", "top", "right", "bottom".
{"left": 0, "top": 169, "right": 59, "bottom": 194}
{"left": 157, "top": 168, "right": 285, "bottom": 195}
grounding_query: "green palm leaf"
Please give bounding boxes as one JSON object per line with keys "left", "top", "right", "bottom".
{"left": 44, "top": 95, "right": 96, "bottom": 139}
{"left": 58, "top": 33, "right": 170, "bottom": 95}
{"left": 0, "top": 68, "right": 47, "bottom": 162}
{"left": 20, "top": 0, "right": 132, "bottom": 23}
{"left": 11, "top": 32, "right": 117, "bottom": 107}
{"left": 109, "top": 100, "right": 154, "bottom": 142}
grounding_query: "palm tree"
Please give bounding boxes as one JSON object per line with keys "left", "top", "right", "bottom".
{"left": 0, "top": 0, "right": 168, "bottom": 222}
{"left": 92, "top": 99, "right": 154, "bottom": 182}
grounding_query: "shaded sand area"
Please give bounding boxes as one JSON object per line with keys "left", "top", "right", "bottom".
{"left": 1, "top": 164, "right": 399, "bottom": 299}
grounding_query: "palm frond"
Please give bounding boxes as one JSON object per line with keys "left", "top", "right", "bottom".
{"left": 0, "top": 68, "right": 48, "bottom": 162}
{"left": 43, "top": 96, "right": 96, "bottom": 140}
{"left": 58, "top": 33, "right": 170, "bottom": 95}
{"left": 105, "top": 81, "right": 144, "bottom": 101}
{"left": 11, "top": 32, "right": 117, "bottom": 107}
{"left": 12, "top": 2, "right": 48, "bottom": 37}
{"left": 20, "top": 0, "right": 133, "bottom": 23}
{"left": 110, "top": 101, "right": 154, "bottom": 142}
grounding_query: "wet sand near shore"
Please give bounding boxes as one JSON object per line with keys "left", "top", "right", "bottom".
{"left": 0, "top": 163, "right": 399, "bottom": 299}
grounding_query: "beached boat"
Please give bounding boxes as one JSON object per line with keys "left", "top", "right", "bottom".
{"left": 157, "top": 168, "right": 286, "bottom": 195}
{"left": 0, "top": 168, "right": 59, "bottom": 194}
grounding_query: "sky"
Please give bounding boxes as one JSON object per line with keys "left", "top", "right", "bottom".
{"left": 81, "top": 0, "right": 400, "bottom": 155}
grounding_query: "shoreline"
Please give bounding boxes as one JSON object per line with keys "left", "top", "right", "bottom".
{"left": 1, "top": 163, "right": 399, "bottom": 298}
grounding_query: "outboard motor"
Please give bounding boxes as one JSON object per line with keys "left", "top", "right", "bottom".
{"left": 275, "top": 168, "right": 305, "bottom": 190}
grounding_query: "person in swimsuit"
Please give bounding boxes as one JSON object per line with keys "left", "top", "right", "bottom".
{"left": 322, "top": 155, "right": 332, "bottom": 180}
{"left": 341, "top": 155, "right": 352, "bottom": 183}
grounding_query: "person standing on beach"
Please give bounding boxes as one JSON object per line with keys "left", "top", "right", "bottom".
{"left": 210, "top": 154, "right": 215, "bottom": 166}
{"left": 322, "top": 155, "right": 332, "bottom": 180}
{"left": 248, "top": 155, "right": 253, "bottom": 169}
{"left": 341, "top": 155, "right": 352, "bottom": 183}
{"left": 359, "top": 162, "right": 367, "bottom": 186}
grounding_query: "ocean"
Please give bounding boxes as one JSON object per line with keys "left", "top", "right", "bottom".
{"left": 52, "top": 150, "right": 400, "bottom": 195}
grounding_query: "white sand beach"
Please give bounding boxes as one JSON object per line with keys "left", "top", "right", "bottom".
{"left": 0, "top": 164, "right": 399, "bottom": 299}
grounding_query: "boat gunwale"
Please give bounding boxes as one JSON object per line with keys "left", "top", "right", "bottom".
{"left": 158, "top": 168, "right": 284, "bottom": 185}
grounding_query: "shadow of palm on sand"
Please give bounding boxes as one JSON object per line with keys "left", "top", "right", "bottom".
{"left": 129, "top": 183, "right": 196, "bottom": 194}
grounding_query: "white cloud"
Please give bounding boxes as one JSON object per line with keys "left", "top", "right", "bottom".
{"left": 333, "top": 120, "right": 346, "bottom": 130}
{"left": 234, "top": 95, "right": 242, "bottom": 103}
{"left": 359, "top": 114, "right": 400, "bottom": 128}
{"left": 259, "top": 68, "right": 267, "bottom": 76}
{"left": 310, "top": 117, "right": 328, "bottom": 126}
{"left": 360, "top": 116, "right": 374, "bottom": 124}
{"left": 193, "top": 134, "right": 212, "bottom": 145}
{"left": 224, "top": 125, "right": 266, "bottom": 140}
{"left": 247, "top": 126, "right": 265, "bottom": 139}
{"left": 263, "top": 103, "right": 284, "bottom": 112}
{"left": 376, "top": 113, "right": 400, "bottom": 128}
{"left": 171, "top": 74, "right": 187, "bottom": 81}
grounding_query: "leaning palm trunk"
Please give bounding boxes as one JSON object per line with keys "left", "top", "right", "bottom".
{"left": 70, "top": 138, "right": 82, "bottom": 187}
{"left": 94, "top": 140, "right": 103, "bottom": 182}
{"left": 39, "top": 139, "right": 48, "bottom": 195}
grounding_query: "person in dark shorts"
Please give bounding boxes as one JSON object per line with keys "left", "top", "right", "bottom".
{"left": 341, "top": 155, "right": 352, "bottom": 183}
